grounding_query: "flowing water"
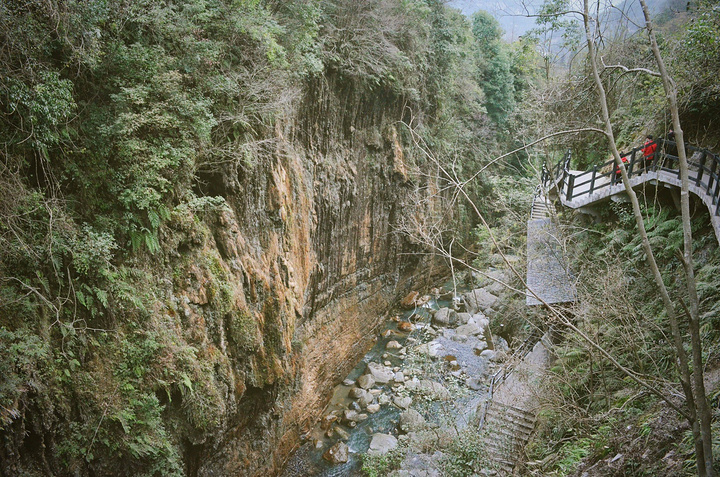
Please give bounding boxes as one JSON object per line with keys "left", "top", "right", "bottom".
{"left": 281, "top": 280, "right": 493, "bottom": 477}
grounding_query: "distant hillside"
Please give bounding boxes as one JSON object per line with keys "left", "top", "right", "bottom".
{"left": 448, "top": 0, "right": 686, "bottom": 40}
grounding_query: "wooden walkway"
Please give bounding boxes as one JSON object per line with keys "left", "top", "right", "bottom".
{"left": 544, "top": 143, "right": 720, "bottom": 243}
{"left": 525, "top": 193, "right": 576, "bottom": 306}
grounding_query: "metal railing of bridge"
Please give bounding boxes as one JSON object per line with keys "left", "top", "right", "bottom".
{"left": 542, "top": 141, "right": 720, "bottom": 217}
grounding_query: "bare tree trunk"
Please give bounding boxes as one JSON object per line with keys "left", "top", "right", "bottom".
{"left": 581, "top": 2, "right": 707, "bottom": 474}
{"left": 639, "top": 1, "right": 714, "bottom": 474}
{"left": 403, "top": 123, "right": 692, "bottom": 421}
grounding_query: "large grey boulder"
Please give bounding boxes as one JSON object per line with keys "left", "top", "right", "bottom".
{"left": 398, "top": 409, "right": 426, "bottom": 433}
{"left": 456, "top": 312, "right": 472, "bottom": 325}
{"left": 357, "top": 374, "right": 375, "bottom": 389}
{"left": 349, "top": 387, "right": 365, "bottom": 399}
{"left": 415, "top": 341, "right": 443, "bottom": 358}
{"left": 432, "top": 307, "right": 457, "bottom": 327}
{"left": 386, "top": 340, "right": 402, "bottom": 350}
{"left": 463, "top": 288, "right": 498, "bottom": 314}
{"left": 471, "top": 313, "right": 490, "bottom": 329}
{"left": 454, "top": 323, "right": 482, "bottom": 337}
{"left": 358, "top": 390, "right": 374, "bottom": 408}
{"left": 368, "top": 433, "right": 398, "bottom": 456}
{"left": 393, "top": 395, "right": 413, "bottom": 409}
{"left": 323, "top": 441, "right": 349, "bottom": 464}
{"left": 342, "top": 409, "right": 361, "bottom": 423}
{"left": 367, "top": 362, "right": 395, "bottom": 384}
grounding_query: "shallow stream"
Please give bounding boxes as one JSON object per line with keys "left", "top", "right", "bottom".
{"left": 281, "top": 279, "right": 497, "bottom": 477}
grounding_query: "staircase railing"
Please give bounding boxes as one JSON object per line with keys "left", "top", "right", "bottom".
{"left": 477, "top": 327, "right": 546, "bottom": 431}
{"left": 543, "top": 141, "right": 720, "bottom": 217}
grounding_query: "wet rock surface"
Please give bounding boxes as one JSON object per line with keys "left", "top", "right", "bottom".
{"left": 281, "top": 270, "right": 519, "bottom": 476}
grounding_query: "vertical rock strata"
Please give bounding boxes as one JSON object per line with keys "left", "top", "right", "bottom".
{"left": 172, "top": 89, "right": 442, "bottom": 474}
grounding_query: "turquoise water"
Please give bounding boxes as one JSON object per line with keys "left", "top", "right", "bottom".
{"left": 281, "top": 279, "right": 477, "bottom": 476}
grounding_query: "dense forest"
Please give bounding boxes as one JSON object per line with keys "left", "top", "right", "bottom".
{"left": 1, "top": 0, "right": 719, "bottom": 476}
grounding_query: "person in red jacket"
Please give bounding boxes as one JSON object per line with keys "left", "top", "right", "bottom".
{"left": 613, "top": 153, "right": 629, "bottom": 184}
{"left": 642, "top": 135, "right": 657, "bottom": 172}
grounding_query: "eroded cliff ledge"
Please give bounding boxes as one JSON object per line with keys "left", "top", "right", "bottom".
{"left": 164, "top": 92, "right": 445, "bottom": 474}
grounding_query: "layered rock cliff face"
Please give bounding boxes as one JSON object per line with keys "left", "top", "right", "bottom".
{"left": 157, "top": 81, "right": 444, "bottom": 475}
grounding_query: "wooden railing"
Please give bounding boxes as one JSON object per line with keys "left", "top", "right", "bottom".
{"left": 542, "top": 141, "right": 720, "bottom": 217}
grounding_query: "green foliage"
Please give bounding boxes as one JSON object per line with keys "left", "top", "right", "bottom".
{"left": 361, "top": 444, "right": 406, "bottom": 477}
{"left": 0, "top": 328, "right": 51, "bottom": 429}
{"left": 443, "top": 428, "right": 491, "bottom": 476}
{"left": 3, "top": 70, "right": 76, "bottom": 151}
{"left": 471, "top": 11, "right": 516, "bottom": 125}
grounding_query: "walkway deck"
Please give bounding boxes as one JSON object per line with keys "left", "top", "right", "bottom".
{"left": 525, "top": 194, "right": 576, "bottom": 306}
{"left": 545, "top": 144, "right": 720, "bottom": 243}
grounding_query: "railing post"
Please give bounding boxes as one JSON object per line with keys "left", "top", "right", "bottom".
{"left": 590, "top": 166, "right": 597, "bottom": 195}
{"left": 566, "top": 174, "right": 575, "bottom": 201}
{"left": 697, "top": 151, "right": 706, "bottom": 187}
{"left": 628, "top": 151, "right": 636, "bottom": 177}
{"left": 707, "top": 155, "right": 716, "bottom": 195}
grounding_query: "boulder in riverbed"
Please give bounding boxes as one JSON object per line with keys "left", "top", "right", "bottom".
{"left": 471, "top": 313, "right": 489, "bottom": 329}
{"left": 343, "top": 409, "right": 360, "bottom": 423}
{"left": 358, "top": 390, "right": 374, "bottom": 408}
{"left": 432, "top": 307, "right": 457, "bottom": 326}
{"left": 323, "top": 442, "right": 349, "bottom": 464}
{"left": 473, "top": 341, "right": 488, "bottom": 354}
{"left": 349, "top": 387, "right": 365, "bottom": 399}
{"left": 456, "top": 312, "right": 471, "bottom": 325}
{"left": 399, "top": 409, "right": 426, "bottom": 433}
{"left": 357, "top": 374, "right": 375, "bottom": 389}
{"left": 415, "top": 341, "right": 443, "bottom": 358}
{"left": 367, "top": 362, "right": 395, "bottom": 384}
{"left": 393, "top": 395, "right": 413, "bottom": 409}
{"left": 368, "top": 433, "right": 398, "bottom": 456}
{"left": 463, "top": 289, "right": 498, "bottom": 314}
{"left": 455, "top": 323, "right": 482, "bottom": 336}
{"left": 386, "top": 340, "right": 402, "bottom": 350}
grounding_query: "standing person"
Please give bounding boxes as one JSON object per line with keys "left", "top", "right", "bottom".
{"left": 642, "top": 135, "right": 657, "bottom": 172}
{"left": 613, "top": 153, "right": 629, "bottom": 185}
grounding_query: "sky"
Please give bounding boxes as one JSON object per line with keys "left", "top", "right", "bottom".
{"left": 446, "top": 0, "right": 676, "bottom": 41}
{"left": 447, "top": 0, "right": 543, "bottom": 41}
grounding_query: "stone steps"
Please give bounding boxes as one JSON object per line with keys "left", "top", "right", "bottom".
{"left": 481, "top": 402, "right": 537, "bottom": 475}
{"left": 530, "top": 194, "right": 552, "bottom": 219}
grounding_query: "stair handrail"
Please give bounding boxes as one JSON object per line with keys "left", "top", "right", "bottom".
{"left": 543, "top": 141, "right": 720, "bottom": 217}
{"left": 477, "top": 328, "right": 546, "bottom": 431}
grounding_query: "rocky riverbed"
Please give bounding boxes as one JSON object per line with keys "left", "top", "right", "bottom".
{"left": 281, "top": 263, "right": 519, "bottom": 476}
